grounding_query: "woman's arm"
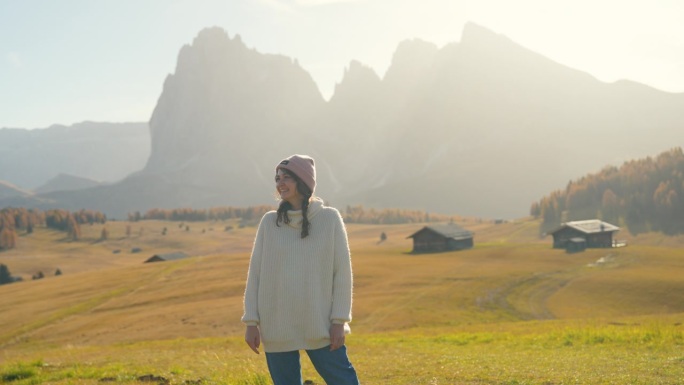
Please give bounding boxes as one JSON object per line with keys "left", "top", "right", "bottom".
{"left": 241, "top": 215, "right": 267, "bottom": 326}
{"left": 330, "top": 210, "right": 353, "bottom": 324}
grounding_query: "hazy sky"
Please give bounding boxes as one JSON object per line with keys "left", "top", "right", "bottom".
{"left": 2, "top": 0, "right": 683, "bottom": 129}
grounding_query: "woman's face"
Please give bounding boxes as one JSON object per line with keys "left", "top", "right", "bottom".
{"left": 275, "top": 169, "right": 303, "bottom": 206}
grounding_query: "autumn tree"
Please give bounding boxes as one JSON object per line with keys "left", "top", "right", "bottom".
{"left": 0, "top": 221, "right": 18, "bottom": 251}
{"left": 67, "top": 214, "right": 81, "bottom": 241}
{"left": 532, "top": 147, "right": 684, "bottom": 235}
{"left": 600, "top": 188, "right": 620, "bottom": 224}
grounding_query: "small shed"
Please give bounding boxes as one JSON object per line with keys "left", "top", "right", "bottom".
{"left": 549, "top": 220, "right": 619, "bottom": 250}
{"left": 407, "top": 223, "right": 474, "bottom": 253}
{"left": 144, "top": 252, "right": 189, "bottom": 263}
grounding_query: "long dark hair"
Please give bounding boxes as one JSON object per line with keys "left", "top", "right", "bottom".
{"left": 275, "top": 169, "right": 313, "bottom": 238}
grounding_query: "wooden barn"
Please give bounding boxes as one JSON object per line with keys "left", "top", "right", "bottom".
{"left": 549, "top": 220, "right": 619, "bottom": 250}
{"left": 144, "top": 252, "right": 189, "bottom": 263}
{"left": 407, "top": 223, "right": 474, "bottom": 253}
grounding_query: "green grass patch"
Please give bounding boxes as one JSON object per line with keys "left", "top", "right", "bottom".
{"left": 1, "top": 320, "right": 682, "bottom": 384}
{"left": 0, "top": 360, "right": 41, "bottom": 382}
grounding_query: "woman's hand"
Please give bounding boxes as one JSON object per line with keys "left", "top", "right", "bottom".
{"left": 245, "top": 325, "right": 261, "bottom": 354}
{"left": 329, "top": 323, "right": 346, "bottom": 351}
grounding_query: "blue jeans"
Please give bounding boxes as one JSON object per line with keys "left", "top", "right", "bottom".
{"left": 265, "top": 345, "right": 360, "bottom": 385}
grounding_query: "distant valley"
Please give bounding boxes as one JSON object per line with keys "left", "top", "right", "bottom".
{"left": 0, "top": 121, "right": 149, "bottom": 190}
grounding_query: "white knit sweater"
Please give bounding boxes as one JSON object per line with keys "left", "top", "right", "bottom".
{"left": 241, "top": 198, "right": 353, "bottom": 352}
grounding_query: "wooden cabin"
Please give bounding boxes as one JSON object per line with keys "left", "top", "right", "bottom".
{"left": 144, "top": 252, "right": 189, "bottom": 263}
{"left": 549, "top": 220, "right": 619, "bottom": 250}
{"left": 407, "top": 223, "right": 474, "bottom": 253}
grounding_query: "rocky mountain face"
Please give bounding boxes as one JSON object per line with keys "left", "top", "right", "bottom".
{"left": 343, "top": 23, "right": 684, "bottom": 217}
{"left": 0, "top": 122, "right": 149, "bottom": 189}
{"left": 143, "top": 28, "right": 325, "bottom": 198}
{"left": 4, "top": 23, "right": 683, "bottom": 219}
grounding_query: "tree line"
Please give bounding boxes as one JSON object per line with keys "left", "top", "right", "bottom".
{"left": 343, "top": 205, "right": 458, "bottom": 224}
{"left": 132, "top": 204, "right": 458, "bottom": 225}
{"left": 531, "top": 147, "right": 684, "bottom": 235}
{"left": 0, "top": 208, "right": 107, "bottom": 250}
{"left": 2, "top": 203, "right": 455, "bottom": 251}
{"left": 132, "top": 206, "right": 276, "bottom": 222}
{"left": 0, "top": 207, "right": 43, "bottom": 251}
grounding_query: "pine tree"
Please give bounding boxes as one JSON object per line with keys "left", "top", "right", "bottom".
{"left": 0, "top": 264, "right": 13, "bottom": 284}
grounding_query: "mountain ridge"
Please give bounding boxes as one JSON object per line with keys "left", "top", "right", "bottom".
{"left": 0, "top": 121, "right": 150, "bottom": 190}
{"left": 2, "top": 23, "right": 683, "bottom": 219}
{"left": 34, "top": 173, "right": 105, "bottom": 194}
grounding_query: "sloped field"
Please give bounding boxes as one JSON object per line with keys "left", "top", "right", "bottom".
{"left": 1, "top": 218, "right": 682, "bottom": 384}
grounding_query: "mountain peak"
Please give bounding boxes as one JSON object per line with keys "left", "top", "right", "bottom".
{"left": 453, "top": 21, "right": 571, "bottom": 76}
{"left": 193, "top": 27, "right": 246, "bottom": 49}
{"left": 384, "top": 38, "right": 438, "bottom": 85}
{"left": 193, "top": 26, "right": 231, "bottom": 44}
{"left": 146, "top": 26, "right": 324, "bottom": 179}
{"left": 329, "top": 60, "right": 381, "bottom": 104}
{"left": 460, "top": 22, "right": 507, "bottom": 45}
{"left": 342, "top": 60, "right": 379, "bottom": 82}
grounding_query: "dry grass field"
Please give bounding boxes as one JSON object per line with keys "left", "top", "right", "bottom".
{"left": 1, "top": 216, "right": 683, "bottom": 384}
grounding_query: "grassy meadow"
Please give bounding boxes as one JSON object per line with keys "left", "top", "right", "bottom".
{"left": 0, "top": 216, "right": 683, "bottom": 384}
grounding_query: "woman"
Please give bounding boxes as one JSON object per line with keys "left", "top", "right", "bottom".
{"left": 242, "top": 154, "right": 360, "bottom": 385}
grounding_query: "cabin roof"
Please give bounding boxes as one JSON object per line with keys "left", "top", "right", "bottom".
{"left": 407, "top": 223, "right": 473, "bottom": 240}
{"left": 551, "top": 220, "right": 620, "bottom": 235}
{"left": 144, "top": 252, "right": 189, "bottom": 263}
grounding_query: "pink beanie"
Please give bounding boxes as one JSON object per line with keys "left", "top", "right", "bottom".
{"left": 276, "top": 154, "right": 316, "bottom": 193}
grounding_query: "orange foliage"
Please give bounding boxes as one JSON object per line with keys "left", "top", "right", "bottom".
{"left": 532, "top": 147, "right": 684, "bottom": 235}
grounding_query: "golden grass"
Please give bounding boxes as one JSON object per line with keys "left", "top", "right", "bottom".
{"left": 1, "top": 217, "right": 683, "bottom": 383}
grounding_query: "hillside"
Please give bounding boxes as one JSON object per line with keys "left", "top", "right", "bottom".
{"left": 33, "top": 173, "right": 105, "bottom": 194}
{"left": 1, "top": 217, "right": 682, "bottom": 347}
{"left": 0, "top": 180, "right": 32, "bottom": 200}
{"left": 533, "top": 147, "right": 684, "bottom": 235}
{"left": 1, "top": 218, "right": 683, "bottom": 384}
{"left": 0, "top": 121, "right": 149, "bottom": 190}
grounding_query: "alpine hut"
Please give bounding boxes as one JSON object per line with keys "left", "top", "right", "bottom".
{"left": 407, "top": 223, "right": 474, "bottom": 253}
{"left": 144, "top": 252, "right": 189, "bottom": 263}
{"left": 549, "top": 219, "right": 619, "bottom": 250}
